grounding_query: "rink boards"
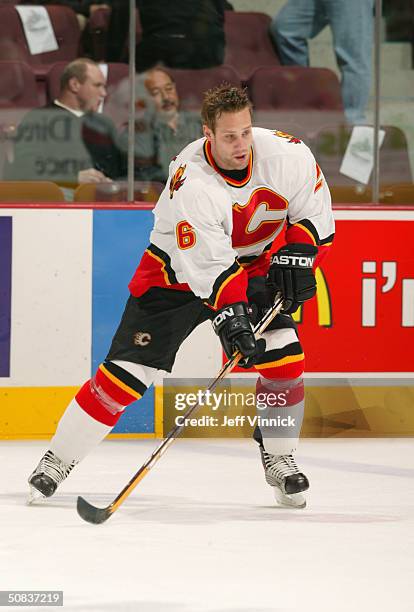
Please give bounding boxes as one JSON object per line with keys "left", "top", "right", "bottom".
{"left": 0, "top": 206, "right": 413, "bottom": 438}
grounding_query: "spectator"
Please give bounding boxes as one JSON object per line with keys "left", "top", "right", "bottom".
{"left": 105, "top": 0, "right": 227, "bottom": 68}
{"left": 5, "top": 58, "right": 126, "bottom": 189}
{"left": 270, "top": 0, "right": 374, "bottom": 124}
{"left": 141, "top": 67, "right": 203, "bottom": 181}
{"left": 108, "top": 68, "right": 203, "bottom": 183}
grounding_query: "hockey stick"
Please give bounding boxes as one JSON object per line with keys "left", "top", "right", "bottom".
{"left": 77, "top": 292, "right": 284, "bottom": 524}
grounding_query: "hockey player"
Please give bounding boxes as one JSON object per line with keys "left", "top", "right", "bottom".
{"left": 28, "top": 85, "right": 334, "bottom": 508}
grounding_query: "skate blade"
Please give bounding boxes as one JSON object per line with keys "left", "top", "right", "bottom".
{"left": 27, "top": 486, "right": 47, "bottom": 505}
{"left": 273, "top": 487, "right": 306, "bottom": 509}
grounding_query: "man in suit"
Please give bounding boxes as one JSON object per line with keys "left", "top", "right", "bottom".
{"left": 5, "top": 58, "right": 126, "bottom": 186}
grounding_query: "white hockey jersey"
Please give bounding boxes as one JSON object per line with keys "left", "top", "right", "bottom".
{"left": 129, "top": 127, "right": 334, "bottom": 309}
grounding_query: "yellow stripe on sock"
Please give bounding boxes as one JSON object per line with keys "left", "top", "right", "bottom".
{"left": 257, "top": 353, "right": 304, "bottom": 369}
{"left": 98, "top": 364, "right": 142, "bottom": 399}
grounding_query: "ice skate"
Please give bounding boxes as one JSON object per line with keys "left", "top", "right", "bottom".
{"left": 28, "top": 450, "right": 77, "bottom": 503}
{"left": 259, "top": 447, "right": 309, "bottom": 509}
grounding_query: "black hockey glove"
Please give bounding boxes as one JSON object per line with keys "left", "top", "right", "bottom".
{"left": 212, "top": 302, "right": 266, "bottom": 369}
{"left": 246, "top": 275, "right": 274, "bottom": 324}
{"left": 267, "top": 243, "right": 318, "bottom": 314}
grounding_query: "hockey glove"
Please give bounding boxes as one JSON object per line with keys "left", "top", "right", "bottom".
{"left": 267, "top": 243, "right": 318, "bottom": 314}
{"left": 212, "top": 302, "right": 266, "bottom": 369}
{"left": 246, "top": 275, "right": 274, "bottom": 324}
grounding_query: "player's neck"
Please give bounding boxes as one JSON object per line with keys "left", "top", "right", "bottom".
{"left": 216, "top": 163, "right": 249, "bottom": 182}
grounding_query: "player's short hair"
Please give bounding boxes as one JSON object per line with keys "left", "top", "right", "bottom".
{"left": 60, "top": 58, "right": 99, "bottom": 92}
{"left": 201, "top": 84, "right": 253, "bottom": 132}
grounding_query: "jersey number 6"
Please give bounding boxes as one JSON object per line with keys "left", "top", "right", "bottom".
{"left": 176, "top": 220, "right": 196, "bottom": 250}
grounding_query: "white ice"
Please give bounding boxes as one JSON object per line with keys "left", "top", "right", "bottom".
{"left": 0, "top": 438, "right": 413, "bottom": 612}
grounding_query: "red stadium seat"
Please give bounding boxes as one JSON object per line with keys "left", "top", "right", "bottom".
{"left": 0, "top": 60, "right": 39, "bottom": 108}
{"left": 223, "top": 11, "right": 280, "bottom": 82}
{"left": 0, "top": 5, "right": 80, "bottom": 75}
{"left": 0, "top": 60, "right": 41, "bottom": 179}
{"left": 86, "top": 5, "right": 111, "bottom": 61}
{"left": 249, "top": 66, "right": 343, "bottom": 111}
{"left": 247, "top": 66, "right": 344, "bottom": 140}
{"left": 166, "top": 65, "right": 242, "bottom": 111}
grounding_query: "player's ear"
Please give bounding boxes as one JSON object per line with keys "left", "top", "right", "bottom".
{"left": 203, "top": 124, "right": 213, "bottom": 142}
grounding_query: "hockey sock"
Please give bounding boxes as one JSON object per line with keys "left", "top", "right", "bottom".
{"left": 254, "top": 376, "right": 305, "bottom": 456}
{"left": 49, "top": 361, "right": 154, "bottom": 464}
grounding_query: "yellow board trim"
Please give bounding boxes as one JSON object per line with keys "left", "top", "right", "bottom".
{"left": 0, "top": 386, "right": 159, "bottom": 440}
{"left": 0, "top": 386, "right": 80, "bottom": 439}
{"left": 257, "top": 352, "right": 305, "bottom": 369}
{"left": 99, "top": 364, "right": 142, "bottom": 399}
{"left": 108, "top": 433, "right": 156, "bottom": 439}
{"left": 154, "top": 385, "right": 164, "bottom": 437}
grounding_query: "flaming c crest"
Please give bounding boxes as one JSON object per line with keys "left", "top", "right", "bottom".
{"left": 169, "top": 164, "right": 187, "bottom": 199}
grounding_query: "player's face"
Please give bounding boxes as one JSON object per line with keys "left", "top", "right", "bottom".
{"left": 76, "top": 65, "right": 107, "bottom": 113}
{"left": 204, "top": 108, "right": 253, "bottom": 170}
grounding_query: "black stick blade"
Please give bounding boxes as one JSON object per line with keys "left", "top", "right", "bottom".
{"left": 77, "top": 496, "right": 113, "bottom": 524}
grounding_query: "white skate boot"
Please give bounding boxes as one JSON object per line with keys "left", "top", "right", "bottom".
{"left": 259, "top": 447, "right": 309, "bottom": 509}
{"left": 28, "top": 450, "right": 77, "bottom": 503}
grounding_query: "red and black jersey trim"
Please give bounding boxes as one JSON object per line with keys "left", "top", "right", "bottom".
{"left": 103, "top": 360, "right": 148, "bottom": 397}
{"left": 320, "top": 233, "right": 335, "bottom": 246}
{"left": 147, "top": 243, "right": 179, "bottom": 284}
{"left": 237, "top": 241, "right": 273, "bottom": 265}
{"left": 203, "top": 140, "right": 253, "bottom": 188}
{"left": 206, "top": 259, "right": 247, "bottom": 309}
{"left": 286, "top": 218, "right": 320, "bottom": 246}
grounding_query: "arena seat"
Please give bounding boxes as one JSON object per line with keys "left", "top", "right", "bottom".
{"left": 0, "top": 61, "right": 42, "bottom": 180}
{"left": 312, "top": 123, "right": 412, "bottom": 189}
{"left": 247, "top": 65, "right": 344, "bottom": 139}
{"left": 86, "top": 5, "right": 111, "bottom": 61}
{"left": 166, "top": 65, "right": 242, "bottom": 111}
{"left": 0, "top": 180, "right": 65, "bottom": 201}
{"left": 0, "top": 5, "right": 80, "bottom": 75}
{"left": 223, "top": 11, "right": 280, "bottom": 82}
{"left": 74, "top": 181, "right": 164, "bottom": 203}
{"left": 329, "top": 185, "right": 373, "bottom": 204}
{"left": 379, "top": 183, "right": 414, "bottom": 204}
{"left": 0, "top": 60, "right": 39, "bottom": 108}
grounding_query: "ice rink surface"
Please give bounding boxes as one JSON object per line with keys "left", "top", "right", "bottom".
{"left": 0, "top": 438, "right": 413, "bottom": 612}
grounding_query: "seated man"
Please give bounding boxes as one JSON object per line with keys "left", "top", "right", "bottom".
{"left": 144, "top": 67, "right": 203, "bottom": 182}
{"left": 110, "top": 68, "right": 202, "bottom": 184}
{"left": 4, "top": 58, "right": 126, "bottom": 190}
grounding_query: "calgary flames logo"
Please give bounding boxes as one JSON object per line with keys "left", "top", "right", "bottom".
{"left": 169, "top": 164, "right": 187, "bottom": 199}
{"left": 273, "top": 130, "right": 301, "bottom": 144}
{"left": 133, "top": 331, "right": 151, "bottom": 346}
